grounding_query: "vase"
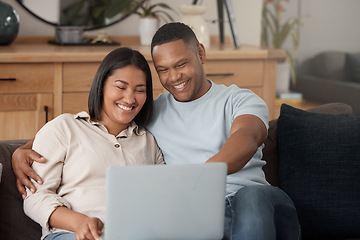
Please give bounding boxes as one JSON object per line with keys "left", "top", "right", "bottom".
{"left": 276, "top": 60, "right": 291, "bottom": 94}
{"left": 139, "top": 17, "right": 159, "bottom": 46}
{"left": 0, "top": 1, "right": 20, "bottom": 45}
{"left": 178, "top": 5, "right": 210, "bottom": 49}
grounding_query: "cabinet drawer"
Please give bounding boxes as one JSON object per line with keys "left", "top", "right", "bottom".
{"left": 248, "top": 87, "right": 263, "bottom": 99}
{"left": 203, "top": 60, "right": 263, "bottom": 87}
{"left": 63, "top": 63, "right": 99, "bottom": 92}
{"left": 0, "top": 63, "right": 53, "bottom": 93}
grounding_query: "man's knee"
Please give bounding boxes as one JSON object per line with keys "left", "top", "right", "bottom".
{"left": 232, "top": 185, "right": 273, "bottom": 207}
{"left": 275, "top": 204, "right": 301, "bottom": 240}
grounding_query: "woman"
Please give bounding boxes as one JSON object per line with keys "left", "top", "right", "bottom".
{"left": 23, "top": 47, "right": 164, "bottom": 240}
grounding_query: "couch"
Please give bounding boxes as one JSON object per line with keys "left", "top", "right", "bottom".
{"left": 1, "top": 103, "right": 360, "bottom": 240}
{"left": 292, "top": 52, "right": 360, "bottom": 113}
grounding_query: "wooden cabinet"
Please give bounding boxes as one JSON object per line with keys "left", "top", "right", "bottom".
{"left": 204, "top": 60, "right": 264, "bottom": 95}
{"left": 0, "top": 36, "right": 285, "bottom": 140}
{"left": 0, "top": 63, "right": 53, "bottom": 140}
{"left": 62, "top": 62, "right": 98, "bottom": 114}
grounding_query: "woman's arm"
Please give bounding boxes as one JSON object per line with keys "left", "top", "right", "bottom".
{"left": 49, "top": 207, "right": 104, "bottom": 240}
{"left": 23, "top": 114, "right": 105, "bottom": 240}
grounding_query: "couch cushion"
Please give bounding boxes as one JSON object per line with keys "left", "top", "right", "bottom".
{"left": 277, "top": 104, "right": 360, "bottom": 239}
{"left": 262, "top": 102, "right": 353, "bottom": 187}
{"left": 344, "top": 53, "right": 360, "bottom": 83}
{"left": 310, "top": 51, "right": 345, "bottom": 81}
{"left": 0, "top": 140, "right": 41, "bottom": 240}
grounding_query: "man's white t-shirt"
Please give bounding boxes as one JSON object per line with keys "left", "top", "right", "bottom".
{"left": 146, "top": 80, "right": 270, "bottom": 196}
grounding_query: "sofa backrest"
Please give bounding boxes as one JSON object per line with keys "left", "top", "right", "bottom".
{"left": 299, "top": 51, "right": 345, "bottom": 81}
{"left": 0, "top": 139, "right": 41, "bottom": 240}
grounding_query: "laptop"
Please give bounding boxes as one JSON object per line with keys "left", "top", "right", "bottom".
{"left": 104, "top": 163, "right": 227, "bottom": 240}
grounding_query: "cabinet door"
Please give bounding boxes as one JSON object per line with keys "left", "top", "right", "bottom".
{"left": 63, "top": 92, "right": 88, "bottom": 114}
{"left": 0, "top": 94, "right": 53, "bottom": 140}
{"left": 62, "top": 63, "right": 97, "bottom": 114}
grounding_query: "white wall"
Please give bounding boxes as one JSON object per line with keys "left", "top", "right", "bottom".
{"left": 22, "top": 0, "right": 60, "bottom": 23}
{"left": 283, "top": 0, "right": 360, "bottom": 65}
{"left": 4, "top": 0, "right": 360, "bottom": 66}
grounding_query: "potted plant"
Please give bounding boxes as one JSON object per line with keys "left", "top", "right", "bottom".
{"left": 131, "top": 0, "right": 176, "bottom": 45}
{"left": 60, "top": 0, "right": 136, "bottom": 27}
{"left": 132, "top": 0, "right": 175, "bottom": 22}
{"left": 261, "top": 0, "right": 301, "bottom": 92}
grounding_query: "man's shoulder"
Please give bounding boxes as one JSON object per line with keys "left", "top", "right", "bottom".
{"left": 154, "top": 92, "right": 172, "bottom": 106}
{"left": 211, "top": 82, "right": 257, "bottom": 100}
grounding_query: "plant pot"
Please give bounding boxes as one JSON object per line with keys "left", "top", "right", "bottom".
{"left": 55, "top": 26, "right": 84, "bottom": 44}
{"left": 276, "top": 60, "right": 291, "bottom": 94}
{"left": 139, "top": 17, "right": 159, "bottom": 46}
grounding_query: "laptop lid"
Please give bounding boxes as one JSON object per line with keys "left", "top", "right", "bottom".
{"left": 105, "top": 163, "right": 227, "bottom": 240}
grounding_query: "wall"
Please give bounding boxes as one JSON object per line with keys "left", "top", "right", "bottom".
{"left": 4, "top": 0, "right": 360, "bottom": 65}
{"left": 283, "top": 0, "right": 360, "bottom": 66}
{"left": 22, "top": 0, "right": 60, "bottom": 23}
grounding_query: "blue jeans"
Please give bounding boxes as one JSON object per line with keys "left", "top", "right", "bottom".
{"left": 44, "top": 232, "right": 75, "bottom": 240}
{"left": 223, "top": 185, "right": 301, "bottom": 240}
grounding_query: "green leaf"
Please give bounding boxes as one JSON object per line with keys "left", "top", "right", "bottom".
{"left": 105, "top": 0, "right": 135, "bottom": 19}
{"left": 286, "top": 49, "right": 297, "bottom": 86}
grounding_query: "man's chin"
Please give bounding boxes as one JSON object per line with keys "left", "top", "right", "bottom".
{"left": 172, "top": 92, "right": 191, "bottom": 102}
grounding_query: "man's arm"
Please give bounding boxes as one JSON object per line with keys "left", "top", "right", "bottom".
{"left": 12, "top": 138, "right": 46, "bottom": 199}
{"left": 206, "top": 114, "right": 267, "bottom": 174}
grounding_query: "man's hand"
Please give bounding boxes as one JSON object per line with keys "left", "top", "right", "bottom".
{"left": 12, "top": 141, "right": 46, "bottom": 199}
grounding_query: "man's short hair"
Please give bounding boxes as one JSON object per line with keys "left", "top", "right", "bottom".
{"left": 151, "top": 22, "right": 199, "bottom": 54}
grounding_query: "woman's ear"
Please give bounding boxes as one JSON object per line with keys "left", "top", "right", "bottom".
{"left": 197, "top": 43, "right": 206, "bottom": 64}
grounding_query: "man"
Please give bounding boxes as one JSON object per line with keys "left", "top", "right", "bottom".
{"left": 13, "top": 22, "right": 300, "bottom": 240}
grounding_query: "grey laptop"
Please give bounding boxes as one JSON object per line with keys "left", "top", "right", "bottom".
{"left": 104, "top": 163, "right": 227, "bottom": 240}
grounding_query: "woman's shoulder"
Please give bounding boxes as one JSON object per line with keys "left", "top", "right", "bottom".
{"left": 41, "top": 113, "right": 79, "bottom": 131}
{"left": 50, "top": 113, "right": 77, "bottom": 123}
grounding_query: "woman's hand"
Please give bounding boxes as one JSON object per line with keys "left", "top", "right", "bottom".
{"left": 75, "top": 217, "right": 104, "bottom": 240}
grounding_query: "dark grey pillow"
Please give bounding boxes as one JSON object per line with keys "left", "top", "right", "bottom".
{"left": 344, "top": 53, "right": 360, "bottom": 83}
{"left": 277, "top": 104, "right": 360, "bottom": 239}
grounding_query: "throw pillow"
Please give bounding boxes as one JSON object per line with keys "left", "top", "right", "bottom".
{"left": 344, "top": 53, "right": 360, "bottom": 83}
{"left": 277, "top": 104, "right": 360, "bottom": 239}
